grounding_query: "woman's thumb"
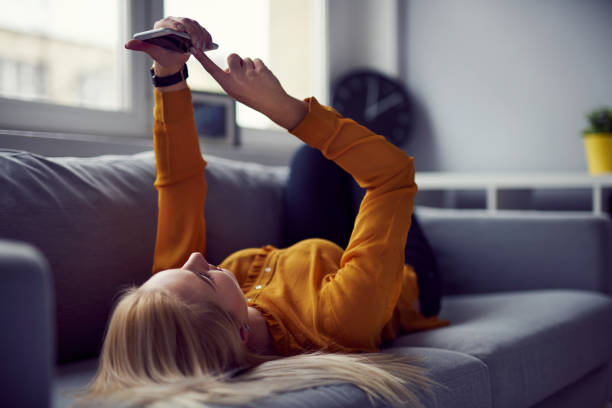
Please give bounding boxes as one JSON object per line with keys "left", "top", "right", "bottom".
{"left": 125, "top": 39, "right": 158, "bottom": 58}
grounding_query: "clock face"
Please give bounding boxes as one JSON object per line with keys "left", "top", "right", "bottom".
{"left": 332, "top": 70, "right": 411, "bottom": 146}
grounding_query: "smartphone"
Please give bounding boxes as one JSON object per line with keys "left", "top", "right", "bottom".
{"left": 132, "top": 28, "right": 219, "bottom": 53}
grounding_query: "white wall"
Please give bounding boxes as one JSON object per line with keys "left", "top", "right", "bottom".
{"left": 328, "top": 0, "right": 400, "bottom": 81}
{"left": 403, "top": 0, "right": 612, "bottom": 172}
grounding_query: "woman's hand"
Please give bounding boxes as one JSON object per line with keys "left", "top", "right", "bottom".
{"left": 126, "top": 16, "right": 307, "bottom": 129}
{"left": 191, "top": 50, "right": 307, "bottom": 130}
{"left": 125, "top": 17, "right": 213, "bottom": 77}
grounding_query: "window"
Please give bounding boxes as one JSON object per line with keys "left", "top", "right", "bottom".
{"left": 0, "top": 0, "right": 328, "bottom": 139}
{"left": 0, "top": 0, "right": 124, "bottom": 110}
{"left": 0, "top": 0, "right": 155, "bottom": 138}
{"left": 164, "top": 0, "right": 327, "bottom": 129}
{"left": 0, "top": 60, "right": 47, "bottom": 99}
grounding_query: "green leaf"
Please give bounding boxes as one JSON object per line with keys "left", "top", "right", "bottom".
{"left": 582, "top": 106, "right": 612, "bottom": 135}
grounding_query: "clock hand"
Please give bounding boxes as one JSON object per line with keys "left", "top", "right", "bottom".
{"left": 370, "top": 92, "right": 403, "bottom": 119}
{"left": 364, "top": 78, "right": 379, "bottom": 121}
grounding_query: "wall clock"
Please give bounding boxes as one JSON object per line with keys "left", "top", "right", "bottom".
{"left": 331, "top": 70, "right": 412, "bottom": 146}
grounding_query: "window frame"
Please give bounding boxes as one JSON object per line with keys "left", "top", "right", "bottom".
{"left": 0, "top": 0, "right": 330, "bottom": 143}
{"left": 0, "top": 0, "right": 163, "bottom": 139}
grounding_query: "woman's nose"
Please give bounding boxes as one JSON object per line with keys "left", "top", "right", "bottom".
{"left": 184, "top": 252, "right": 210, "bottom": 271}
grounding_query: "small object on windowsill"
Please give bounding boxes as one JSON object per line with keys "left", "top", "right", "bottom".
{"left": 191, "top": 91, "right": 239, "bottom": 146}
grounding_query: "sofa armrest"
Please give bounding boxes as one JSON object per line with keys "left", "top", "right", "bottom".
{"left": 416, "top": 207, "right": 612, "bottom": 295}
{"left": 0, "top": 239, "right": 55, "bottom": 407}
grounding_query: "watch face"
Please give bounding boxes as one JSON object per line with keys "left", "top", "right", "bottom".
{"left": 332, "top": 70, "right": 411, "bottom": 146}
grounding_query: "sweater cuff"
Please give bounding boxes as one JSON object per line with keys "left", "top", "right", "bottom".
{"left": 289, "top": 97, "right": 343, "bottom": 149}
{"left": 154, "top": 88, "right": 194, "bottom": 124}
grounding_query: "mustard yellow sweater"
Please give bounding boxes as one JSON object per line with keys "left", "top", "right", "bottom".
{"left": 152, "top": 88, "right": 448, "bottom": 356}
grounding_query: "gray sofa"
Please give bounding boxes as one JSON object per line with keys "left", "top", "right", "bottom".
{"left": 0, "top": 148, "right": 611, "bottom": 408}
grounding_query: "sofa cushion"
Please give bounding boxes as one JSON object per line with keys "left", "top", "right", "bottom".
{"left": 0, "top": 149, "right": 158, "bottom": 364}
{"left": 389, "top": 290, "right": 612, "bottom": 408}
{"left": 0, "top": 149, "right": 287, "bottom": 363}
{"left": 415, "top": 207, "right": 612, "bottom": 295}
{"left": 203, "top": 155, "right": 288, "bottom": 265}
{"left": 53, "top": 348, "right": 491, "bottom": 408}
{"left": 0, "top": 240, "right": 55, "bottom": 408}
{"left": 531, "top": 362, "right": 611, "bottom": 408}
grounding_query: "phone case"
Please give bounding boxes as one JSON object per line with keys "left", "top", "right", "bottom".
{"left": 133, "top": 28, "right": 218, "bottom": 53}
{"left": 145, "top": 34, "right": 191, "bottom": 53}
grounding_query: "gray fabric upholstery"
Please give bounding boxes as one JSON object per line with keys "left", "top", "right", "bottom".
{"left": 203, "top": 155, "right": 288, "bottom": 264}
{"left": 0, "top": 239, "right": 55, "bottom": 408}
{"left": 0, "top": 150, "right": 287, "bottom": 363}
{"left": 0, "top": 149, "right": 157, "bottom": 363}
{"left": 416, "top": 206, "right": 612, "bottom": 295}
{"left": 53, "top": 358, "right": 98, "bottom": 408}
{"left": 532, "top": 362, "right": 611, "bottom": 408}
{"left": 390, "top": 290, "right": 612, "bottom": 408}
{"left": 54, "top": 348, "right": 492, "bottom": 408}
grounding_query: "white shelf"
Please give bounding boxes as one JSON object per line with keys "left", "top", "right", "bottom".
{"left": 415, "top": 172, "right": 612, "bottom": 214}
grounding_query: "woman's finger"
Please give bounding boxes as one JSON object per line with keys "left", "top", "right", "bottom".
{"left": 243, "top": 58, "right": 255, "bottom": 72}
{"left": 168, "top": 17, "right": 202, "bottom": 49}
{"left": 227, "top": 53, "right": 244, "bottom": 73}
{"left": 155, "top": 16, "right": 183, "bottom": 31}
{"left": 182, "top": 18, "right": 204, "bottom": 49}
{"left": 125, "top": 39, "right": 162, "bottom": 59}
{"left": 191, "top": 48, "right": 228, "bottom": 87}
{"left": 253, "top": 58, "right": 268, "bottom": 71}
{"left": 167, "top": 16, "right": 193, "bottom": 32}
{"left": 155, "top": 17, "right": 213, "bottom": 51}
{"left": 194, "top": 20, "right": 213, "bottom": 50}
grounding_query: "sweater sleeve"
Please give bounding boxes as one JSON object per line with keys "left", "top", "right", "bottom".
{"left": 289, "top": 97, "right": 417, "bottom": 346}
{"left": 151, "top": 88, "right": 207, "bottom": 274}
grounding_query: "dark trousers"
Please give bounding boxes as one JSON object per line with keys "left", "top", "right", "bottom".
{"left": 283, "top": 145, "right": 441, "bottom": 317}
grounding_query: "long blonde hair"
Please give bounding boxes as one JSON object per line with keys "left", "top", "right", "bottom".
{"left": 74, "top": 286, "right": 432, "bottom": 407}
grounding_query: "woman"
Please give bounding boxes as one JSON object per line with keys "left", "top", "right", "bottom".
{"left": 78, "top": 17, "right": 448, "bottom": 408}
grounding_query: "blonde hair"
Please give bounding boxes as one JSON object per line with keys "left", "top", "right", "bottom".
{"left": 74, "top": 286, "right": 433, "bottom": 407}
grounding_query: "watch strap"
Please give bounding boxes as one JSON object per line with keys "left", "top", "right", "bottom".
{"left": 150, "top": 64, "right": 188, "bottom": 87}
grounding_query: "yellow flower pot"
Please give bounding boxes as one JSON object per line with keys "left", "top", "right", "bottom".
{"left": 584, "top": 133, "right": 612, "bottom": 174}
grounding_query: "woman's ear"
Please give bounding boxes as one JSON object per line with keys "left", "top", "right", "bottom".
{"left": 239, "top": 323, "right": 251, "bottom": 344}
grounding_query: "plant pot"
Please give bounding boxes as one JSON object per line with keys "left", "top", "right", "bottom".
{"left": 584, "top": 133, "right": 612, "bottom": 174}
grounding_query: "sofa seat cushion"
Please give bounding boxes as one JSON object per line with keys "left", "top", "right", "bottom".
{"left": 53, "top": 348, "right": 491, "bottom": 408}
{"left": 389, "top": 290, "right": 612, "bottom": 408}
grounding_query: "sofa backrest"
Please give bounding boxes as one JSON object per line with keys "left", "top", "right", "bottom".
{"left": 0, "top": 149, "right": 288, "bottom": 363}
{"left": 416, "top": 206, "right": 612, "bottom": 296}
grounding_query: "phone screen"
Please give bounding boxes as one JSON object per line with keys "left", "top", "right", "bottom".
{"left": 143, "top": 34, "right": 191, "bottom": 53}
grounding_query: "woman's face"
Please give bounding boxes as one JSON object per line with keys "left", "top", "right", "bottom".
{"left": 141, "top": 252, "right": 249, "bottom": 326}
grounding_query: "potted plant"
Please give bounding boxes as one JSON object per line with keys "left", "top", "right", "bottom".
{"left": 583, "top": 107, "right": 612, "bottom": 174}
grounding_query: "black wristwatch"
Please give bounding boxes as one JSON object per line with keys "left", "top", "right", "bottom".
{"left": 150, "top": 64, "right": 188, "bottom": 87}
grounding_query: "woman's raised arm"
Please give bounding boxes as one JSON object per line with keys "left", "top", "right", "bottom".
{"left": 126, "top": 17, "right": 212, "bottom": 273}
{"left": 192, "top": 50, "right": 416, "bottom": 345}
{"left": 149, "top": 88, "right": 207, "bottom": 274}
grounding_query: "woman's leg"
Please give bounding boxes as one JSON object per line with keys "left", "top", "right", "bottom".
{"left": 403, "top": 213, "right": 442, "bottom": 317}
{"left": 351, "top": 182, "right": 442, "bottom": 317}
{"left": 283, "top": 145, "right": 354, "bottom": 249}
